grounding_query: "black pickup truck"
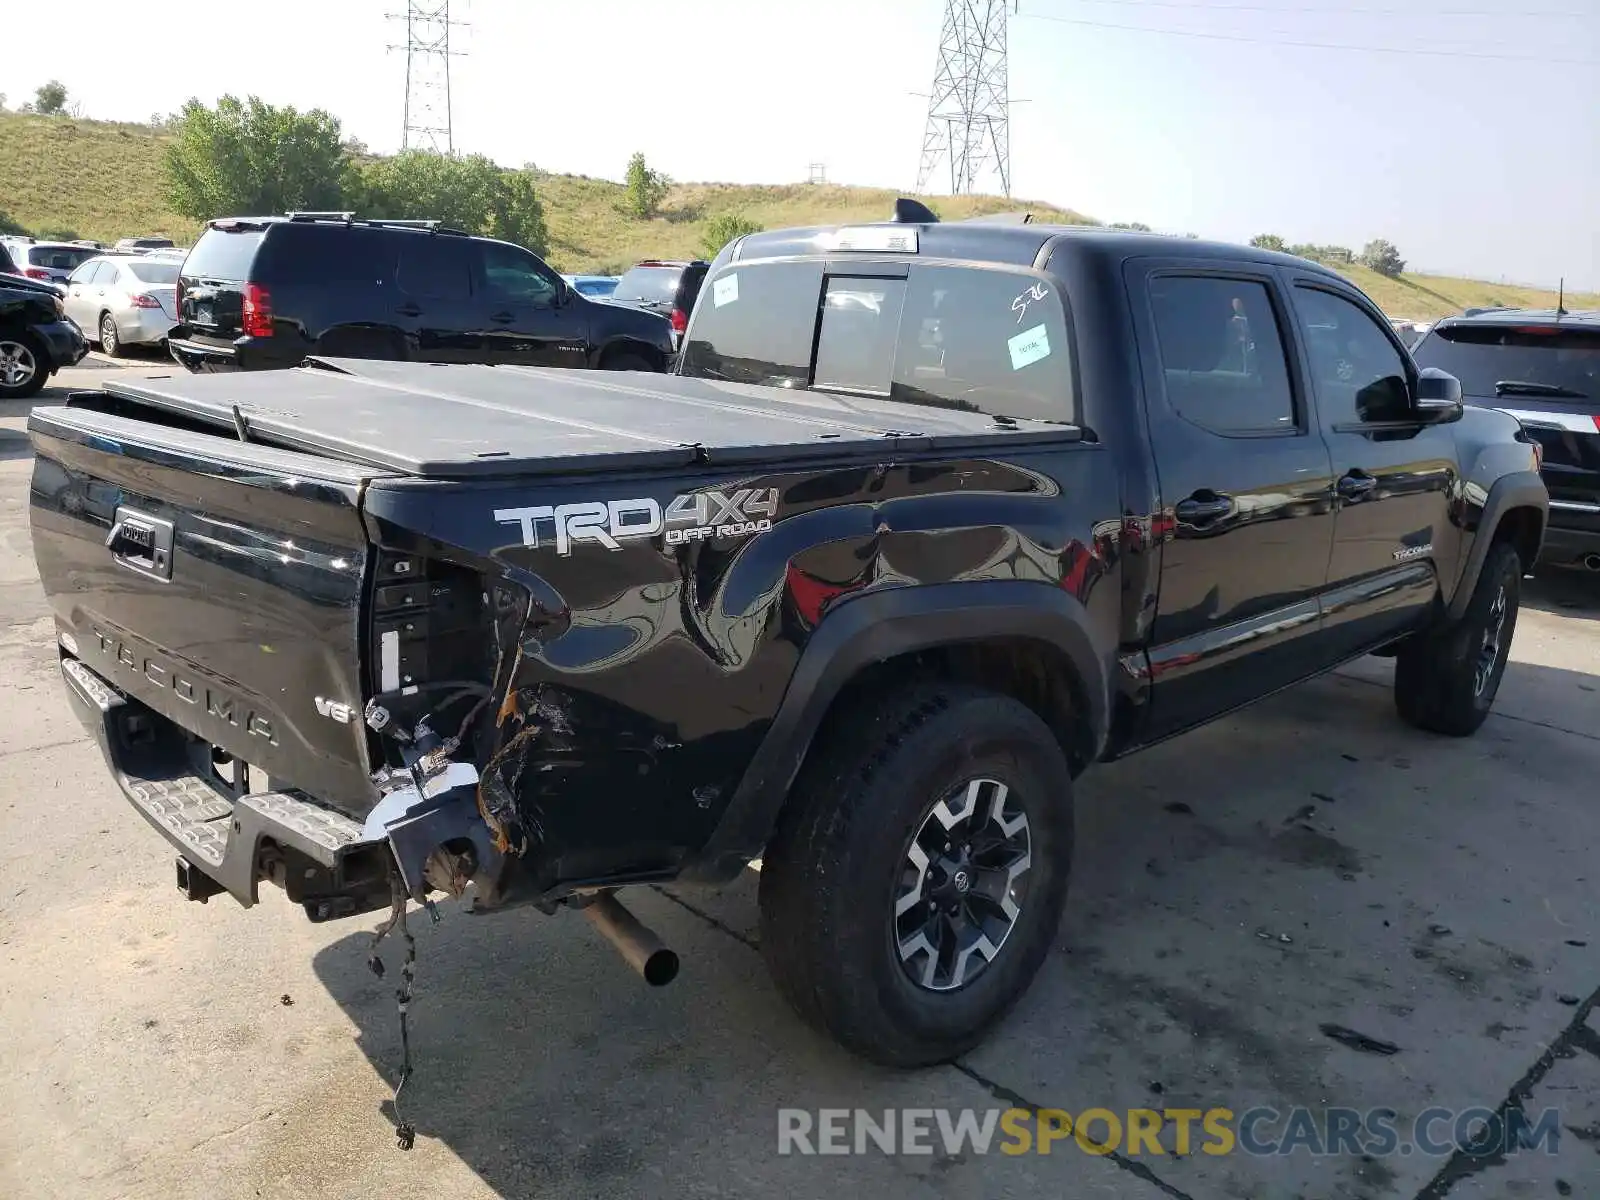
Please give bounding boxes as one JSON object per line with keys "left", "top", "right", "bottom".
{"left": 28, "top": 209, "right": 1547, "bottom": 1073}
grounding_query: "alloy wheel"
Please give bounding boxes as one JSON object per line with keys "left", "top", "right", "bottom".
{"left": 893, "top": 777, "right": 1032, "bottom": 992}
{"left": 0, "top": 341, "right": 37, "bottom": 389}
{"left": 1473, "top": 585, "right": 1508, "bottom": 697}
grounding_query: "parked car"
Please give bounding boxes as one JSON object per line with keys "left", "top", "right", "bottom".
{"left": 0, "top": 278, "right": 89, "bottom": 398}
{"left": 62, "top": 254, "right": 181, "bottom": 356}
{"left": 0, "top": 239, "right": 102, "bottom": 286}
{"left": 112, "top": 236, "right": 176, "bottom": 254}
{"left": 1411, "top": 306, "right": 1600, "bottom": 571}
{"left": 166, "top": 214, "right": 674, "bottom": 373}
{"left": 0, "top": 242, "right": 68, "bottom": 300}
{"left": 561, "top": 273, "right": 620, "bottom": 298}
{"left": 25, "top": 207, "right": 1545, "bottom": 1082}
{"left": 609, "top": 259, "right": 709, "bottom": 346}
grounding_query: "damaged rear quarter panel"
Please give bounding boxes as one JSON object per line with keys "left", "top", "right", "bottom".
{"left": 360, "top": 443, "right": 1116, "bottom": 891}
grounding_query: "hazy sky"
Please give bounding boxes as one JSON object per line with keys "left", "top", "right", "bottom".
{"left": 5, "top": 0, "right": 1597, "bottom": 288}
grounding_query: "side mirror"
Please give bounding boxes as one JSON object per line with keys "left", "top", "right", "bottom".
{"left": 1414, "top": 367, "right": 1464, "bottom": 422}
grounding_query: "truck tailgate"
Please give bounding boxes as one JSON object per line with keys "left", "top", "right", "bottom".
{"left": 28, "top": 404, "right": 381, "bottom": 816}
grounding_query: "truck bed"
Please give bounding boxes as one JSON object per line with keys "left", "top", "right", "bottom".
{"left": 84, "top": 357, "right": 1077, "bottom": 478}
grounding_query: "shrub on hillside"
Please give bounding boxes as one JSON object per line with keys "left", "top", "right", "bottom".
{"left": 624, "top": 152, "right": 670, "bottom": 219}
{"left": 1360, "top": 239, "right": 1405, "bottom": 278}
{"left": 699, "top": 213, "right": 763, "bottom": 259}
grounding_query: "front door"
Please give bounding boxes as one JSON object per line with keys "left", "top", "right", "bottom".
{"left": 1287, "top": 279, "right": 1461, "bottom": 659}
{"left": 1131, "top": 264, "right": 1338, "bottom": 743}
{"left": 64, "top": 260, "right": 108, "bottom": 332}
{"left": 475, "top": 242, "right": 588, "bottom": 369}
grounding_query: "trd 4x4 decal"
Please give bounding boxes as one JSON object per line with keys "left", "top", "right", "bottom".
{"left": 495, "top": 487, "right": 780, "bottom": 555}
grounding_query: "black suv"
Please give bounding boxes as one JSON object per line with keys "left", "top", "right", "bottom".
{"left": 608, "top": 259, "right": 709, "bottom": 347}
{"left": 0, "top": 278, "right": 89, "bottom": 398}
{"left": 167, "top": 214, "right": 675, "bottom": 374}
{"left": 1411, "top": 307, "right": 1600, "bottom": 570}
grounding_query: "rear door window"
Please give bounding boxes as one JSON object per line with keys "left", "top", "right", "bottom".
{"left": 183, "top": 227, "right": 267, "bottom": 281}
{"left": 1149, "top": 276, "right": 1297, "bottom": 434}
{"left": 395, "top": 235, "right": 472, "bottom": 302}
{"left": 680, "top": 261, "right": 823, "bottom": 386}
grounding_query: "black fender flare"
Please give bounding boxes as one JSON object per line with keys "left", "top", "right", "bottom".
{"left": 680, "top": 580, "right": 1113, "bottom": 883}
{"left": 1448, "top": 469, "right": 1547, "bottom": 621}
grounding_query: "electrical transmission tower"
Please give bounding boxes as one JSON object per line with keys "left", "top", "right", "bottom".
{"left": 388, "top": 1, "right": 467, "bottom": 154}
{"left": 915, "top": 0, "right": 1013, "bottom": 197}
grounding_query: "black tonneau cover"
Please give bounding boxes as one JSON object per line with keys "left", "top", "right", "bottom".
{"left": 88, "top": 358, "right": 1078, "bottom": 479}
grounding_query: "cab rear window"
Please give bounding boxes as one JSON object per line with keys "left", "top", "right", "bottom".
{"left": 182, "top": 227, "right": 266, "bottom": 281}
{"left": 681, "top": 260, "right": 1077, "bottom": 423}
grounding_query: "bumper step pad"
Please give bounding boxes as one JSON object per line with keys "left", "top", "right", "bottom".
{"left": 62, "top": 655, "right": 369, "bottom": 905}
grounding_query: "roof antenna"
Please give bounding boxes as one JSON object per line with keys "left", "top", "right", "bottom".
{"left": 1556, "top": 277, "right": 1567, "bottom": 317}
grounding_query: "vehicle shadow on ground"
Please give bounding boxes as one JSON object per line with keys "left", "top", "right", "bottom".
{"left": 1525, "top": 568, "right": 1600, "bottom": 620}
{"left": 310, "top": 655, "right": 1600, "bottom": 1199}
{"left": 0, "top": 429, "right": 32, "bottom": 462}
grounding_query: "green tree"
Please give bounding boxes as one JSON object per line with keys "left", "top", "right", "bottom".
{"left": 699, "top": 213, "right": 763, "bottom": 259}
{"left": 1249, "top": 233, "right": 1286, "bottom": 252}
{"left": 163, "top": 95, "right": 349, "bottom": 221}
{"left": 490, "top": 168, "right": 549, "bottom": 255}
{"left": 33, "top": 81, "right": 68, "bottom": 116}
{"left": 0, "top": 210, "right": 27, "bottom": 236}
{"left": 1111, "top": 221, "right": 1152, "bottom": 232}
{"left": 624, "top": 152, "right": 670, "bottom": 219}
{"left": 1360, "top": 238, "right": 1405, "bottom": 278}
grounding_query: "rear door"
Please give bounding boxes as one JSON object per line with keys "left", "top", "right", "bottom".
{"left": 1289, "top": 279, "right": 1461, "bottom": 658}
{"left": 392, "top": 233, "right": 481, "bottom": 362}
{"left": 179, "top": 222, "right": 267, "bottom": 344}
{"left": 1129, "top": 263, "right": 1338, "bottom": 740}
{"left": 473, "top": 241, "right": 587, "bottom": 368}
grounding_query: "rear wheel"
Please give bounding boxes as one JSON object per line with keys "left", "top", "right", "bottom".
{"left": 0, "top": 334, "right": 47, "bottom": 399}
{"left": 99, "top": 313, "right": 123, "bottom": 357}
{"left": 1395, "top": 540, "right": 1521, "bottom": 736}
{"left": 758, "top": 681, "right": 1075, "bottom": 1067}
{"left": 601, "top": 350, "right": 654, "bottom": 373}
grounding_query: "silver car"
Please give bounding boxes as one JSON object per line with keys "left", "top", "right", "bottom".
{"left": 0, "top": 239, "right": 101, "bottom": 286}
{"left": 62, "top": 254, "right": 181, "bottom": 355}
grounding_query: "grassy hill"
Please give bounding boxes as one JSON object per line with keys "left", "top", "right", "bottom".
{"left": 3, "top": 110, "right": 1591, "bottom": 321}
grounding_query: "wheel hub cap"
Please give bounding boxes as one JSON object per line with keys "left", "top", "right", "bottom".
{"left": 893, "top": 777, "right": 1032, "bottom": 992}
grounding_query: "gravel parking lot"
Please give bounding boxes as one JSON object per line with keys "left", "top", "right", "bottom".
{"left": 2, "top": 364, "right": 1597, "bottom": 1200}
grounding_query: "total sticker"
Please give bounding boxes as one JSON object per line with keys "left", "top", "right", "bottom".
{"left": 713, "top": 273, "right": 739, "bottom": 307}
{"left": 1008, "top": 323, "right": 1051, "bottom": 370}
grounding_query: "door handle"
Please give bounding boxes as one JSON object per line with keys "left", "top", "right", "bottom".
{"left": 1337, "top": 472, "right": 1378, "bottom": 499}
{"left": 396, "top": 303, "right": 422, "bottom": 318}
{"left": 1174, "top": 493, "right": 1234, "bottom": 524}
{"left": 490, "top": 311, "right": 514, "bottom": 324}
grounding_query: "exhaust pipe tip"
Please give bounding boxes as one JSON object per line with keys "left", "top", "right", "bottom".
{"left": 582, "top": 892, "right": 680, "bottom": 987}
{"left": 1582, "top": 553, "right": 1600, "bottom": 572}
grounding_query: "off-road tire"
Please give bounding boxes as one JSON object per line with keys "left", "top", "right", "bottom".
{"left": 1394, "top": 540, "right": 1521, "bottom": 736}
{"left": 758, "top": 681, "right": 1075, "bottom": 1068}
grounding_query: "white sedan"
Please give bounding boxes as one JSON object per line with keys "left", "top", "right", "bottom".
{"left": 62, "top": 254, "right": 181, "bottom": 356}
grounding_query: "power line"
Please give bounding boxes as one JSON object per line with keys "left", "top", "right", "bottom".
{"left": 1017, "top": 9, "right": 1600, "bottom": 64}
{"left": 1055, "top": 0, "right": 1589, "bottom": 19}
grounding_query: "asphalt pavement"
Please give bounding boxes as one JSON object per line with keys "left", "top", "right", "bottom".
{"left": 1, "top": 359, "right": 1596, "bottom": 1200}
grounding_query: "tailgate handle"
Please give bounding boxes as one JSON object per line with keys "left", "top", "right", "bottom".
{"left": 106, "top": 508, "right": 175, "bottom": 581}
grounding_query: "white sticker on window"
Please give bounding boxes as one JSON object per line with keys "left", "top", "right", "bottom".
{"left": 713, "top": 273, "right": 739, "bottom": 307}
{"left": 1008, "top": 324, "right": 1051, "bottom": 371}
